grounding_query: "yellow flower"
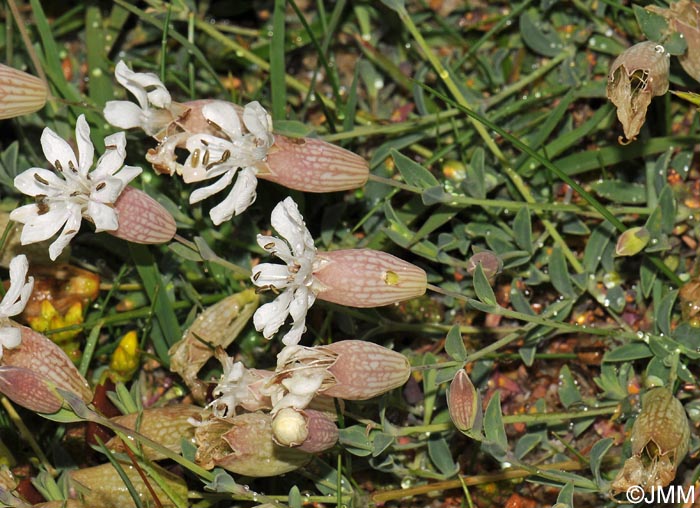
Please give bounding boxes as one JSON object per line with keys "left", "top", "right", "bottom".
{"left": 108, "top": 330, "right": 140, "bottom": 382}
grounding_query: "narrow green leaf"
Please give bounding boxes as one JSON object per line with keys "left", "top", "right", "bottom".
{"left": 472, "top": 264, "right": 497, "bottom": 306}
{"left": 590, "top": 438, "right": 614, "bottom": 487}
{"left": 288, "top": 486, "right": 302, "bottom": 508}
{"left": 391, "top": 149, "right": 440, "bottom": 189}
{"left": 483, "top": 391, "right": 508, "bottom": 459}
{"left": 428, "top": 435, "right": 458, "bottom": 476}
{"left": 444, "top": 325, "right": 467, "bottom": 362}
{"left": 633, "top": 4, "right": 669, "bottom": 42}
{"left": 549, "top": 247, "right": 576, "bottom": 298}
{"left": 465, "top": 148, "right": 486, "bottom": 198}
{"left": 555, "top": 482, "right": 575, "bottom": 508}
{"left": 656, "top": 290, "right": 678, "bottom": 336}
{"left": 512, "top": 207, "right": 533, "bottom": 253}
{"left": 515, "top": 433, "right": 542, "bottom": 460}
{"left": 270, "top": 0, "right": 287, "bottom": 121}
{"left": 603, "top": 342, "right": 653, "bottom": 362}
{"left": 558, "top": 365, "right": 582, "bottom": 409}
{"left": 519, "top": 9, "right": 565, "bottom": 57}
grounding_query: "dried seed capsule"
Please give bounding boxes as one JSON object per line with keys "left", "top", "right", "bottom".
{"left": 611, "top": 387, "right": 690, "bottom": 493}
{"left": 607, "top": 41, "right": 670, "bottom": 143}
{"left": 313, "top": 249, "right": 427, "bottom": 308}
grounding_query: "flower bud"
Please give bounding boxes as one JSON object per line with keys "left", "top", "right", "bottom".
{"left": 69, "top": 462, "right": 187, "bottom": 507}
{"left": 447, "top": 369, "right": 483, "bottom": 434}
{"left": 615, "top": 226, "right": 650, "bottom": 257}
{"left": 106, "top": 404, "right": 201, "bottom": 460}
{"left": 611, "top": 387, "right": 690, "bottom": 492}
{"left": 313, "top": 249, "right": 427, "bottom": 307}
{"left": 0, "top": 325, "right": 91, "bottom": 413}
{"left": 271, "top": 407, "right": 338, "bottom": 453}
{"left": 110, "top": 186, "right": 176, "bottom": 244}
{"left": 194, "top": 412, "right": 311, "bottom": 477}
{"left": 260, "top": 136, "right": 369, "bottom": 192}
{"left": 0, "top": 64, "right": 47, "bottom": 119}
{"left": 607, "top": 41, "right": 670, "bottom": 142}
{"left": 320, "top": 340, "right": 411, "bottom": 400}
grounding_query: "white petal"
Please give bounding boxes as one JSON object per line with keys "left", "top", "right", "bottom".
{"left": 202, "top": 101, "right": 242, "bottom": 139}
{"left": 115, "top": 60, "right": 148, "bottom": 110}
{"left": 48, "top": 209, "right": 82, "bottom": 260}
{"left": 253, "top": 290, "right": 293, "bottom": 339}
{"left": 92, "top": 177, "right": 126, "bottom": 204}
{"left": 0, "top": 328, "right": 21, "bottom": 351}
{"left": 75, "top": 115, "right": 94, "bottom": 176}
{"left": 14, "top": 168, "right": 65, "bottom": 197}
{"left": 113, "top": 165, "right": 142, "bottom": 187}
{"left": 41, "top": 127, "right": 78, "bottom": 173}
{"left": 256, "top": 235, "right": 292, "bottom": 261}
{"left": 87, "top": 201, "right": 119, "bottom": 232}
{"left": 16, "top": 206, "right": 71, "bottom": 244}
{"left": 208, "top": 169, "right": 257, "bottom": 224}
{"left": 8, "top": 204, "right": 40, "bottom": 225}
{"left": 271, "top": 197, "right": 314, "bottom": 258}
{"left": 252, "top": 263, "right": 292, "bottom": 288}
{"left": 104, "top": 101, "right": 146, "bottom": 130}
{"left": 190, "top": 171, "right": 234, "bottom": 205}
{"left": 243, "top": 101, "right": 273, "bottom": 146}
{"left": 92, "top": 132, "right": 127, "bottom": 180}
{"left": 0, "top": 255, "right": 32, "bottom": 318}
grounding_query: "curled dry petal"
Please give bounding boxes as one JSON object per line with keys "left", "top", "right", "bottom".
{"left": 0, "top": 64, "right": 47, "bottom": 119}
{"left": 69, "top": 462, "right": 187, "bottom": 508}
{"left": 106, "top": 404, "right": 202, "bottom": 460}
{"left": 194, "top": 412, "right": 311, "bottom": 476}
{"left": 313, "top": 249, "right": 427, "bottom": 307}
{"left": 110, "top": 186, "right": 176, "bottom": 244}
{"left": 607, "top": 41, "right": 670, "bottom": 143}
{"left": 260, "top": 135, "right": 369, "bottom": 192}
{"left": 611, "top": 387, "right": 690, "bottom": 493}
{"left": 447, "top": 369, "right": 483, "bottom": 434}
{"left": 320, "top": 340, "right": 411, "bottom": 400}
{"left": 0, "top": 325, "right": 91, "bottom": 413}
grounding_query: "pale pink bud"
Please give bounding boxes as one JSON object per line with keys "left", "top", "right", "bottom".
{"left": 320, "top": 340, "right": 411, "bottom": 400}
{"left": 69, "top": 462, "right": 187, "bottom": 507}
{"left": 0, "top": 64, "right": 47, "bottom": 119}
{"left": 313, "top": 249, "right": 427, "bottom": 307}
{"left": 194, "top": 412, "right": 311, "bottom": 477}
{"left": 260, "top": 135, "right": 369, "bottom": 192}
{"left": 0, "top": 325, "right": 91, "bottom": 413}
{"left": 271, "top": 407, "right": 338, "bottom": 453}
{"left": 110, "top": 186, "right": 176, "bottom": 244}
{"left": 447, "top": 369, "right": 483, "bottom": 434}
{"left": 106, "top": 404, "right": 202, "bottom": 460}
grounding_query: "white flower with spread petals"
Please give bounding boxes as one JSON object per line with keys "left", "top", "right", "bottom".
{"left": 103, "top": 60, "right": 175, "bottom": 137}
{"left": 9, "top": 115, "right": 142, "bottom": 260}
{"left": 183, "top": 101, "right": 273, "bottom": 224}
{"left": 0, "top": 254, "right": 34, "bottom": 359}
{"left": 252, "top": 197, "right": 319, "bottom": 346}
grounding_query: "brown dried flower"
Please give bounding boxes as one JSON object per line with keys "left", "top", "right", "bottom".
{"left": 607, "top": 41, "right": 670, "bottom": 143}
{"left": 611, "top": 387, "right": 690, "bottom": 493}
{"left": 648, "top": 0, "right": 700, "bottom": 82}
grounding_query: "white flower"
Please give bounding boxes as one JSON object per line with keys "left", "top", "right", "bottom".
{"left": 252, "top": 197, "right": 319, "bottom": 346}
{"left": 184, "top": 101, "right": 273, "bottom": 224}
{"left": 103, "top": 60, "right": 175, "bottom": 137}
{"left": 9, "top": 115, "right": 142, "bottom": 260}
{"left": 0, "top": 254, "right": 34, "bottom": 359}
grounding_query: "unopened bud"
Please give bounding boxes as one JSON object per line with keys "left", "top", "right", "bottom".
{"left": 615, "top": 226, "right": 650, "bottom": 256}
{"left": 314, "top": 249, "right": 427, "bottom": 307}
{"left": 447, "top": 369, "right": 483, "bottom": 434}
{"left": 272, "top": 408, "right": 338, "bottom": 453}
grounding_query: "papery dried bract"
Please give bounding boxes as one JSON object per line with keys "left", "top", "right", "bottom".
{"left": 607, "top": 41, "right": 670, "bottom": 142}
{"left": 0, "top": 64, "right": 47, "bottom": 119}
{"left": 648, "top": 0, "right": 700, "bottom": 82}
{"left": 194, "top": 412, "right": 311, "bottom": 476}
{"left": 611, "top": 387, "right": 690, "bottom": 493}
{"left": 168, "top": 289, "right": 259, "bottom": 402}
